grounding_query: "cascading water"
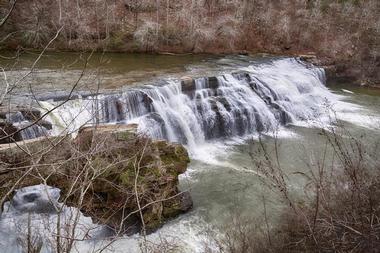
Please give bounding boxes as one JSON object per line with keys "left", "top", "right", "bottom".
{"left": 5, "top": 112, "right": 47, "bottom": 140}
{"left": 0, "top": 185, "right": 106, "bottom": 253}
{"left": 2, "top": 57, "right": 378, "bottom": 253}
{"left": 42, "top": 58, "right": 333, "bottom": 150}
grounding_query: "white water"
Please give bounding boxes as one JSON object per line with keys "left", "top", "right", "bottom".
{"left": 39, "top": 59, "right": 339, "bottom": 146}
{"left": 38, "top": 58, "right": 378, "bottom": 155}
{"left": 0, "top": 184, "right": 211, "bottom": 253}
{"left": 0, "top": 185, "right": 106, "bottom": 253}
{"left": 2, "top": 58, "right": 379, "bottom": 253}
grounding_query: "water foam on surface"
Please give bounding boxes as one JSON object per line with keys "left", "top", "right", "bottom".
{"left": 0, "top": 185, "right": 213, "bottom": 253}
{"left": 0, "top": 185, "right": 106, "bottom": 253}
{"left": 74, "top": 213, "right": 212, "bottom": 253}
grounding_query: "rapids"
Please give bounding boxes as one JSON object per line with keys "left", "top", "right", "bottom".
{"left": 41, "top": 58, "right": 334, "bottom": 151}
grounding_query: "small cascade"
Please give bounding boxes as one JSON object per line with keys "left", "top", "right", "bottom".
{"left": 43, "top": 58, "right": 333, "bottom": 146}
{"left": 5, "top": 111, "right": 48, "bottom": 140}
{"left": 0, "top": 185, "right": 105, "bottom": 253}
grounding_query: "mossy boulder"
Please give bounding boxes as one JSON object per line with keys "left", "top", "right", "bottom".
{"left": 0, "top": 124, "right": 192, "bottom": 234}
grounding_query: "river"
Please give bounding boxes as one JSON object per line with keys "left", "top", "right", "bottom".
{"left": 1, "top": 52, "right": 379, "bottom": 252}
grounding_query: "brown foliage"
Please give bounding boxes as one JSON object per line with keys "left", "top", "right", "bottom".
{"left": 206, "top": 125, "right": 380, "bottom": 253}
{"left": 0, "top": 124, "right": 191, "bottom": 235}
{"left": 1, "top": 0, "right": 379, "bottom": 85}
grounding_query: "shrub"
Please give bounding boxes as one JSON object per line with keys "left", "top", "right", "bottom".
{"left": 206, "top": 124, "right": 380, "bottom": 253}
{"left": 134, "top": 21, "right": 160, "bottom": 51}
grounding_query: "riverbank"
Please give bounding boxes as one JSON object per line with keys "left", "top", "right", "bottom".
{"left": 1, "top": 0, "right": 379, "bottom": 87}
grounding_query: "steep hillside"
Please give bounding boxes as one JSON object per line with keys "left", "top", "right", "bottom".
{"left": 1, "top": 0, "right": 379, "bottom": 86}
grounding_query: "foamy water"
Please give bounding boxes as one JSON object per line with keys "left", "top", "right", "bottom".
{"left": 2, "top": 57, "right": 380, "bottom": 253}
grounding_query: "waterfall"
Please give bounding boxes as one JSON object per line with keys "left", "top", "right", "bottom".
{"left": 42, "top": 58, "right": 333, "bottom": 146}
{"left": 5, "top": 112, "right": 48, "bottom": 140}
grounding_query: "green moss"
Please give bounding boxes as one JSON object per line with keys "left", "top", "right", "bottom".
{"left": 1, "top": 125, "right": 191, "bottom": 234}
{"left": 115, "top": 130, "right": 135, "bottom": 141}
{"left": 162, "top": 203, "right": 181, "bottom": 218}
{"left": 157, "top": 144, "right": 188, "bottom": 164}
{"left": 151, "top": 167, "right": 161, "bottom": 177}
{"left": 145, "top": 218, "right": 162, "bottom": 231}
{"left": 160, "top": 152, "right": 176, "bottom": 165}
{"left": 91, "top": 157, "right": 108, "bottom": 170}
{"left": 174, "top": 145, "right": 190, "bottom": 164}
{"left": 143, "top": 210, "right": 163, "bottom": 231}
{"left": 320, "top": 0, "right": 330, "bottom": 13}
{"left": 119, "top": 162, "right": 152, "bottom": 188}
{"left": 158, "top": 144, "right": 189, "bottom": 176}
{"left": 119, "top": 170, "right": 131, "bottom": 185}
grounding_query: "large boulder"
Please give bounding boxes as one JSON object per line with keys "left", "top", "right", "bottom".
{"left": 0, "top": 124, "right": 192, "bottom": 234}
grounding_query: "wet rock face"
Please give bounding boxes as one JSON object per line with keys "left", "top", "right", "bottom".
{"left": 75, "top": 126, "right": 192, "bottom": 233}
{"left": 181, "top": 76, "right": 222, "bottom": 99}
{"left": 179, "top": 191, "right": 193, "bottom": 211}
{"left": 181, "top": 76, "right": 195, "bottom": 92}
{"left": 0, "top": 106, "right": 52, "bottom": 143}
{"left": 0, "top": 124, "right": 192, "bottom": 234}
{"left": 0, "top": 119, "right": 21, "bottom": 143}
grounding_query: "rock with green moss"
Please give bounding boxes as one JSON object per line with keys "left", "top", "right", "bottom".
{"left": 0, "top": 124, "right": 192, "bottom": 234}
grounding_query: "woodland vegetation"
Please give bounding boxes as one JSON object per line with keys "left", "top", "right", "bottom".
{"left": 1, "top": 0, "right": 379, "bottom": 86}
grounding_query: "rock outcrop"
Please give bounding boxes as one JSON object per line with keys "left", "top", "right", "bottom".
{"left": 0, "top": 124, "right": 192, "bottom": 234}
